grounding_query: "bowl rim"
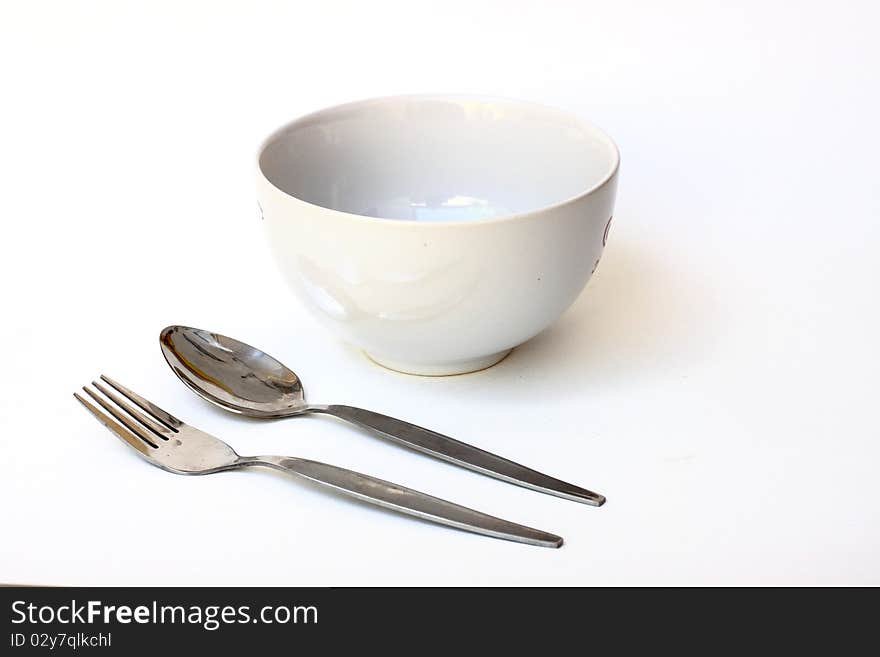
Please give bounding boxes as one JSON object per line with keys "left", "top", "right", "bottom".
{"left": 256, "top": 93, "right": 620, "bottom": 228}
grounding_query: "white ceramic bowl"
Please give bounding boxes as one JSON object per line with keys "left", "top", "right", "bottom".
{"left": 258, "top": 95, "right": 619, "bottom": 375}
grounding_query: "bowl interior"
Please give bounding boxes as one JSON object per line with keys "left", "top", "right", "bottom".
{"left": 259, "top": 96, "right": 618, "bottom": 222}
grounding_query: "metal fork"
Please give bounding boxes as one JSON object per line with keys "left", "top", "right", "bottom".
{"left": 74, "top": 375, "right": 563, "bottom": 548}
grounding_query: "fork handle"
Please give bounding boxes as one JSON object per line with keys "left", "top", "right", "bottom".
{"left": 239, "top": 455, "right": 562, "bottom": 548}
{"left": 310, "top": 404, "right": 605, "bottom": 506}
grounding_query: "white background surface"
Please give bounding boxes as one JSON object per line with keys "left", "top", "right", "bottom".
{"left": 2, "top": 0, "right": 878, "bottom": 586}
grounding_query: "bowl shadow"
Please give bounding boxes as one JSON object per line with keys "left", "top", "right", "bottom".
{"left": 408, "top": 236, "right": 717, "bottom": 402}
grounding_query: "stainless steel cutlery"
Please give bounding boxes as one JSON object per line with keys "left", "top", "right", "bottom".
{"left": 73, "top": 327, "right": 606, "bottom": 548}
{"left": 74, "top": 375, "right": 563, "bottom": 548}
{"left": 160, "top": 325, "right": 605, "bottom": 506}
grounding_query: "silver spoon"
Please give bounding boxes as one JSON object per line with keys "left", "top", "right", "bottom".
{"left": 160, "top": 325, "right": 605, "bottom": 506}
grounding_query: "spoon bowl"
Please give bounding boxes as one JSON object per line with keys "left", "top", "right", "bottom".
{"left": 160, "top": 326, "right": 308, "bottom": 418}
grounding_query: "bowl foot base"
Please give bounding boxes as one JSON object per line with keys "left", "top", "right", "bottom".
{"left": 363, "top": 349, "right": 513, "bottom": 376}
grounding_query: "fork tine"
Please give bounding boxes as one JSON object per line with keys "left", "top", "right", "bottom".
{"left": 82, "top": 387, "right": 159, "bottom": 449}
{"left": 74, "top": 392, "right": 154, "bottom": 454}
{"left": 93, "top": 380, "right": 173, "bottom": 439}
{"left": 99, "top": 375, "right": 181, "bottom": 429}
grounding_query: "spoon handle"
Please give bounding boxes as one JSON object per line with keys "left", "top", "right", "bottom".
{"left": 310, "top": 405, "right": 605, "bottom": 506}
{"left": 241, "top": 455, "right": 562, "bottom": 548}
